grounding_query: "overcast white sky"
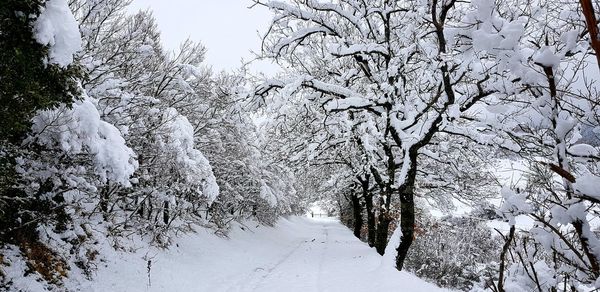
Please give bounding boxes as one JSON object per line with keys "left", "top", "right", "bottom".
{"left": 129, "top": 0, "right": 277, "bottom": 74}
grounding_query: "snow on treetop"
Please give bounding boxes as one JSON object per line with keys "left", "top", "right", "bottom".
{"left": 33, "top": 0, "right": 82, "bottom": 67}
{"left": 30, "top": 97, "right": 137, "bottom": 186}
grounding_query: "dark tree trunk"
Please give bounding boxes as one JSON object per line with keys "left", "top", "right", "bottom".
{"left": 375, "top": 214, "right": 391, "bottom": 255}
{"left": 350, "top": 192, "right": 363, "bottom": 239}
{"left": 100, "top": 187, "right": 109, "bottom": 214}
{"left": 100, "top": 187, "right": 112, "bottom": 221}
{"left": 395, "top": 155, "right": 418, "bottom": 270}
{"left": 365, "top": 195, "right": 376, "bottom": 247}
{"left": 163, "top": 201, "right": 170, "bottom": 225}
{"left": 358, "top": 175, "right": 376, "bottom": 247}
{"left": 395, "top": 185, "right": 415, "bottom": 270}
{"left": 497, "top": 225, "right": 515, "bottom": 292}
{"left": 370, "top": 163, "right": 394, "bottom": 255}
{"left": 137, "top": 197, "right": 144, "bottom": 217}
{"left": 147, "top": 200, "right": 153, "bottom": 221}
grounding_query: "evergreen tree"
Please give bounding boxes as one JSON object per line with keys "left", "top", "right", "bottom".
{"left": 0, "top": 0, "right": 80, "bottom": 142}
{"left": 0, "top": 0, "right": 81, "bottom": 242}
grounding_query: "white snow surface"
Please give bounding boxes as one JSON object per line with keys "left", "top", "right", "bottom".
{"left": 33, "top": 0, "right": 82, "bottom": 67}
{"left": 68, "top": 217, "right": 445, "bottom": 292}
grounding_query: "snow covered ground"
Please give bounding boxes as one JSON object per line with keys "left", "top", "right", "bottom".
{"left": 71, "top": 216, "right": 446, "bottom": 292}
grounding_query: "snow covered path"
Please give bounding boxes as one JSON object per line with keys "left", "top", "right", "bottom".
{"left": 85, "top": 217, "right": 446, "bottom": 292}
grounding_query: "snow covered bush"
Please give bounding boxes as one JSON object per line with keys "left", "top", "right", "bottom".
{"left": 0, "top": 0, "right": 139, "bottom": 289}
{"left": 0, "top": 0, "right": 82, "bottom": 142}
{"left": 33, "top": 0, "right": 81, "bottom": 67}
{"left": 404, "top": 213, "right": 501, "bottom": 291}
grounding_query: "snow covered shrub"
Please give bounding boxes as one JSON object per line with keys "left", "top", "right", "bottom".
{"left": 493, "top": 161, "right": 600, "bottom": 291}
{"left": 0, "top": 1, "right": 139, "bottom": 289}
{"left": 0, "top": 95, "right": 137, "bottom": 288}
{"left": 404, "top": 213, "right": 501, "bottom": 291}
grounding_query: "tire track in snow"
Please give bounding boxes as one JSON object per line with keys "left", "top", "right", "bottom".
{"left": 224, "top": 221, "right": 333, "bottom": 292}
{"left": 248, "top": 223, "right": 328, "bottom": 292}
{"left": 248, "top": 239, "right": 311, "bottom": 292}
{"left": 224, "top": 239, "right": 308, "bottom": 292}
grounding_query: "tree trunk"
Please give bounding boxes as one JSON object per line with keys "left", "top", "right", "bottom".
{"left": 395, "top": 187, "right": 415, "bottom": 270}
{"left": 350, "top": 192, "right": 363, "bottom": 239}
{"left": 375, "top": 213, "right": 391, "bottom": 255}
{"left": 395, "top": 160, "right": 418, "bottom": 271}
{"left": 137, "top": 197, "right": 144, "bottom": 217}
{"left": 497, "top": 225, "right": 516, "bottom": 292}
{"left": 163, "top": 202, "right": 170, "bottom": 224}
{"left": 100, "top": 187, "right": 109, "bottom": 214}
{"left": 375, "top": 189, "right": 393, "bottom": 255}
{"left": 364, "top": 193, "right": 376, "bottom": 247}
{"left": 100, "top": 186, "right": 112, "bottom": 221}
{"left": 365, "top": 195, "right": 376, "bottom": 247}
{"left": 370, "top": 166, "right": 394, "bottom": 255}
{"left": 369, "top": 146, "right": 396, "bottom": 255}
{"left": 163, "top": 201, "right": 169, "bottom": 225}
{"left": 358, "top": 175, "right": 376, "bottom": 247}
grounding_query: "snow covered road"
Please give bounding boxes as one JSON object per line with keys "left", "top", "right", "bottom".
{"left": 85, "top": 217, "right": 446, "bottom": 292}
